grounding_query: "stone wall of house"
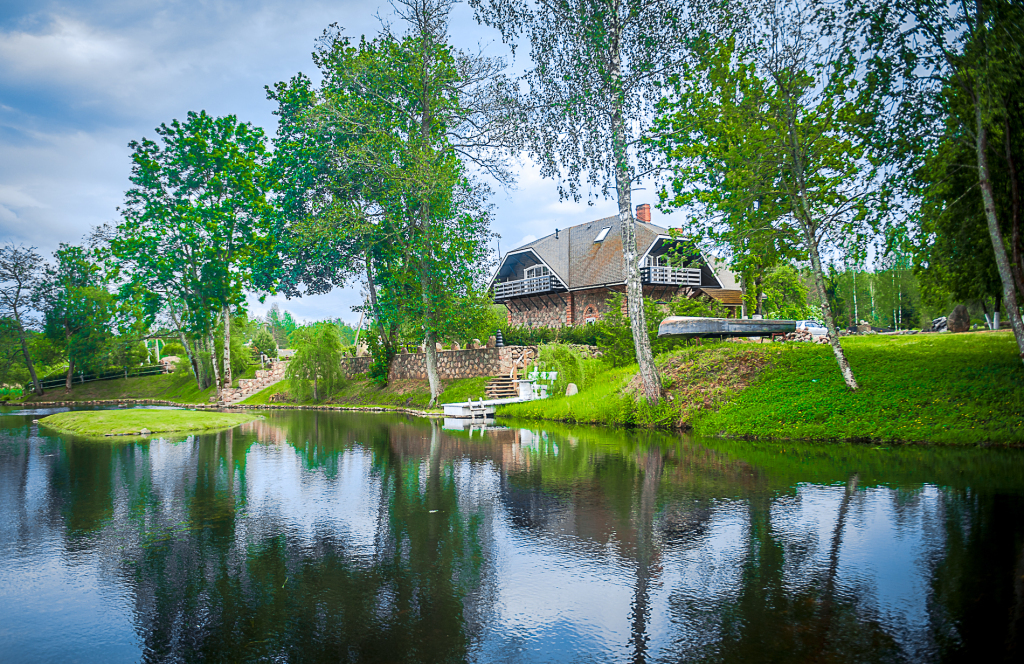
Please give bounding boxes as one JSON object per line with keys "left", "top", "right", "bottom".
{"left": 505, "top": 293, "right": 572, "bottom": 328}
{"left": 387, "top": 345, "right": 539, "bottom": 381}
{"left": 340, "top": 356, "right": 372, "bottom": 378}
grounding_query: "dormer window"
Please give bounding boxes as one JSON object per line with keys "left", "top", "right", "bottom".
{"left": 594, "top": 226, "right": 611, "bottom": 242}
{"left": 525, "top": 265, "right": 550, "bottom": 279}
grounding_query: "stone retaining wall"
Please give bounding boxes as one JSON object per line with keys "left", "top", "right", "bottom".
{"left": 340, "top": 356, "right": 372, "bottom": 377}
{"left": 388, "top": 345, "right": 538, "bottom": 381}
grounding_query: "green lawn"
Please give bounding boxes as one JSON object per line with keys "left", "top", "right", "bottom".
{"left": 500, "top": 331, "right": 1024, "bottom": 445}
{"left": 39, "top": 409, "right": 260, "bottom": 437}
{"left": 21, "top": 370, "right": 218, "bottom": 404}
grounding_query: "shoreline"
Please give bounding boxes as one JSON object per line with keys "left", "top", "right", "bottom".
{"left": 8, "top": 397, "right": 1023, "bottom": 448}
{"left": 6, "top": 398, "right": 445, "bottom": 420}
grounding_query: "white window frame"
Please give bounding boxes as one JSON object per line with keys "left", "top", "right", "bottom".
{"left": 594, "top": 226, "right": 611, "bottom": 242}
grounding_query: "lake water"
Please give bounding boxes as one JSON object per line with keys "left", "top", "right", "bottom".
{"left": 2, "top": 406, "right": 1023, "bottom": 663}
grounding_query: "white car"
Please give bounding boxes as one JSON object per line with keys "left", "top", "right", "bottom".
{"left": 796, "top": 320, "right": 828, "bottom": 336}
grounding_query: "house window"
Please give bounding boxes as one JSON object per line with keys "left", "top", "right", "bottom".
{"left": 583, "top": 305, "right": 598, "bottom": 323}
{"left": 594, "top": 226, "right": 611, "bottom": 242}
{"left": 644, "top": 254, "right": 669, "bottom": 267}
{"left": 525, "top": 265, "right": 549, "bottom": 279}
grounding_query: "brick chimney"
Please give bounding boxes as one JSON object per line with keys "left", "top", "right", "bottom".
{"left": 636, "top": 203, "right": 651, "bottom": 222}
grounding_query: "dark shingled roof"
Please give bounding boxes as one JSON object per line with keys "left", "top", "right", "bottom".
{"left": 513, "top": 215, "right": 664, "bottom": 290}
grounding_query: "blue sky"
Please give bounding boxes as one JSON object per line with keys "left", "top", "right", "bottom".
{"left": 0, "top": 0, "right": 675, "bottom": 325}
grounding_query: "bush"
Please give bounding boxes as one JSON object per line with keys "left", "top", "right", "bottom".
{"left": 530, "top": 344, "right": 605, "bottom": 396}
{"left": 286, "top": 324, "right": 345, "bottom": 401}
{"left": 252, "top": 328, "right": 278, "bottom": 359}
{"left": 161, "top": 342, "right": 186, "bottom": 358}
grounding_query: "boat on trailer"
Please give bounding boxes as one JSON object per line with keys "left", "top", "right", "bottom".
{"left": 658, "top": 316, "right": 797, "bottom": 339}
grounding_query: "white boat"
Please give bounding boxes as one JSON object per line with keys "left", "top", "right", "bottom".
{"left": 658, "top": 316, "right": 797, "bottom": 339}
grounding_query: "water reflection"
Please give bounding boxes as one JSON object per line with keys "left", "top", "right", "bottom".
{"left": 1, "top": 407, "right": 1023, "bottom": 662}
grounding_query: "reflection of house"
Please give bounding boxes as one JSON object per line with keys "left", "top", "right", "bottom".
{"left": 489, "top": 204, "right": 744, "bottom": 327}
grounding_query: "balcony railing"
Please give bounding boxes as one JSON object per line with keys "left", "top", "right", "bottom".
{"left": 641, "top": 266, "right": 702, "bottom": 286}
{"left": 493, "top": 275, "right": 558, "bottom": 300}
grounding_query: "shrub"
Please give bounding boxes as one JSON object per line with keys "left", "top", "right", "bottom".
{"left": 286, "top": 323, "right": 345, "bottom": 401}
{"left": 252, "top": 328, "right": 278, "bottom": 358}
{"left": 161, "top": 342, "right": 186, "bottom": 358}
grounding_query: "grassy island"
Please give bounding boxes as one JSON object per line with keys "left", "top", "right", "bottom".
{"left": 39, "top": 409, "right": 260, "bottom": 437}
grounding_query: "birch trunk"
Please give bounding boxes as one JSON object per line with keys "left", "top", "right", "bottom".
{"left": 222, "top": 306, "right": 232, "bottom": 390}
{"left": 976, "top": 104, "right": 1024, "bottom": 362}
{"left": 208, "top": 333, "right": 222, "bottom": 400}
{"left": 608, "top": 11, "right": 659, "bottom": 404}
{"left": 805, "top": 228, "right": 859, "bottom": 390}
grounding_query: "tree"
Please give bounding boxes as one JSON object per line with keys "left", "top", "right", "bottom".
{"left": 286, "top": 323, "right": 344, "bottom": 401}
{"left": 253, "top": 328, "right": 278, "bottom": 359}
{"left": 468, "top": 0, "right": 714, "bottom": 403}
{"left": 854, "top": 0, "right": 1024, "bottom": 361}
{"left": 0, "top": 243, "right": 44, "bottom": 395}
{"left": 113, "top": 110, "right": 274, "bottom": 398}
{"left": 35, "top": 244, "right": 112, "bottom": 391}
{"left": 270, "top": 0, "right": 504, "bottom": 404}
{"left": 651, "top": 3, "right": 884, "bottom": 390}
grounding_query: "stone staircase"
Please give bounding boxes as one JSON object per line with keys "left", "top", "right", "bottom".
{"left": 484, "top": 375, "right": 519, "bottom": 400}
{"left": 213, "top": 361, "right": 287, "bottom": 405}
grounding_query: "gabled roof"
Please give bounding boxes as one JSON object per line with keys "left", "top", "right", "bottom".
{"left": 503, "top": 215, "right": 665, "bottom": 290}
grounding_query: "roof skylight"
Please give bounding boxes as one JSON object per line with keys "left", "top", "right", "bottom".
{"left": 594, "top": 226, "right": 611, "bottom": 242}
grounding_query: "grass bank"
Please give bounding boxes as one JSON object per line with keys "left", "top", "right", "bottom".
{"left": 39, "top": 409, "right": 260, "bottom": 437}
{"left": 238, "top": 375, "right": 489, "bottom": 410}
{"left": 17, "top": 367, "right": 262, "bottom": 406}
{"left": 498, "top": 331, "right": 1024, "bottom": 445}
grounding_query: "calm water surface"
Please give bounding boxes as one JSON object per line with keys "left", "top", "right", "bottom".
{"left": 1, "top": 406, "right": 1023, "bottom": 663}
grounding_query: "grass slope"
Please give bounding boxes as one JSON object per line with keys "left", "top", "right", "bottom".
{"left": 694, "top": 331, "right": 1023, "bottom": 444}
{"left": 500, "top": 331, "right": 1024, "bottom": 444}
{"left": 238, "top": 375, "right": 490, "bottom": 410}
{"left": 21, "top": 371, "right": 218, "bottom": 404}
{"left": 40, "top": 409, "right": 259, "bottom": 437}
{"left": 21, "top": 367, "right": 260, "bottom": 405}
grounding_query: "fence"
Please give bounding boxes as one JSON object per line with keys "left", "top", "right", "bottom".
{"left": 34, "top": 365, "right": 166, "bottom": 391}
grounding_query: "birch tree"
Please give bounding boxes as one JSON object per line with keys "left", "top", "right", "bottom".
{"left": 468, "top": 0, "right": 716, "bottom": 402}
{"left": 651, "top": 2, "right": 885, "bottom": 390}
{"left": 854, "top": 0, "right": 1024, "bottom": 362}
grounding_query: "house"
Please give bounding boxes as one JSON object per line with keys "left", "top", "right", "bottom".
{"left": 489, "top": 204, "right": 744, "bottom": 327}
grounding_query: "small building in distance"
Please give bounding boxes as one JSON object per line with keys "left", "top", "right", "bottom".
{"left": 489, "top": 204, "right": 745, "bottom": 327}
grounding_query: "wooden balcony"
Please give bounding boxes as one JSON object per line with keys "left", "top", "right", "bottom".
{"left": 641, "top": 266, "right": 701, "bottom": 286}
{"left": 493, "top": 275, "right": 561, "bottom": 301}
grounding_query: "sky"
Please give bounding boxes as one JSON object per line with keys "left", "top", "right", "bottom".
{"left": 0, "top": 0, "right": 678, "bottom": 325}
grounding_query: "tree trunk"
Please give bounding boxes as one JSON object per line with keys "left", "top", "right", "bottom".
{"left": 608, "top": 21, "right": 659, "bottom": 404}
{"left": 168, "top": 308, "right": 202, "bottom": 390}
{"left": 1004, "top": 114, "right": 1024, "bottom": 296}
{"left": 14, "top": 311, "right": 42, "bottom": 395}
{"left": 222, "top": 306, "right": 232, "bottom": 390}
{"left": 65, "top": 356, "right": 74, "bottom": 393}
{"left": 208, "top": 333, "right": 222, "bottom": 400}
{"left": 754, "top": 277, "right": 764, "bottom": 316}
{"left": 366, "top": 253, "right": 393, "bottom": 356}
{"left": 976, "top": 104, "right": 1024, "bottom": 361}
{"left": 805, "top": 225, "right": 859, "bottom": 390}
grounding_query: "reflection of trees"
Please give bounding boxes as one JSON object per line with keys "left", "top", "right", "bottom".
{"left": 10, "top": 410, "right": 1024, "bottom": 662}
{"left": 87, "top": 413, "right": 489, "bottom": 662}
{"left": 927, "top": 491, "right": 1024, "bottom": 662}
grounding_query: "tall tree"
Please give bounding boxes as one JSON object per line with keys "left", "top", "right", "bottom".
{"left": 651, "top": 3, "right": 885, "bottom": 390}
{"left": 35, "top": 244, "right": 112, "bottom": 392}
{"left": 854, "top": 0, "right": 1024, "bottom": 361}
{"left": 0, "top": 243, "right": 44, "bottom": 395}
{"left": 468, "top": 0, "right": 715, "bottom": 403}
{"left": 113, "top": 110, "right": 273, "bottom": 399}
{"left": 270, "top": 0, "right": 505, "bottom": 404}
